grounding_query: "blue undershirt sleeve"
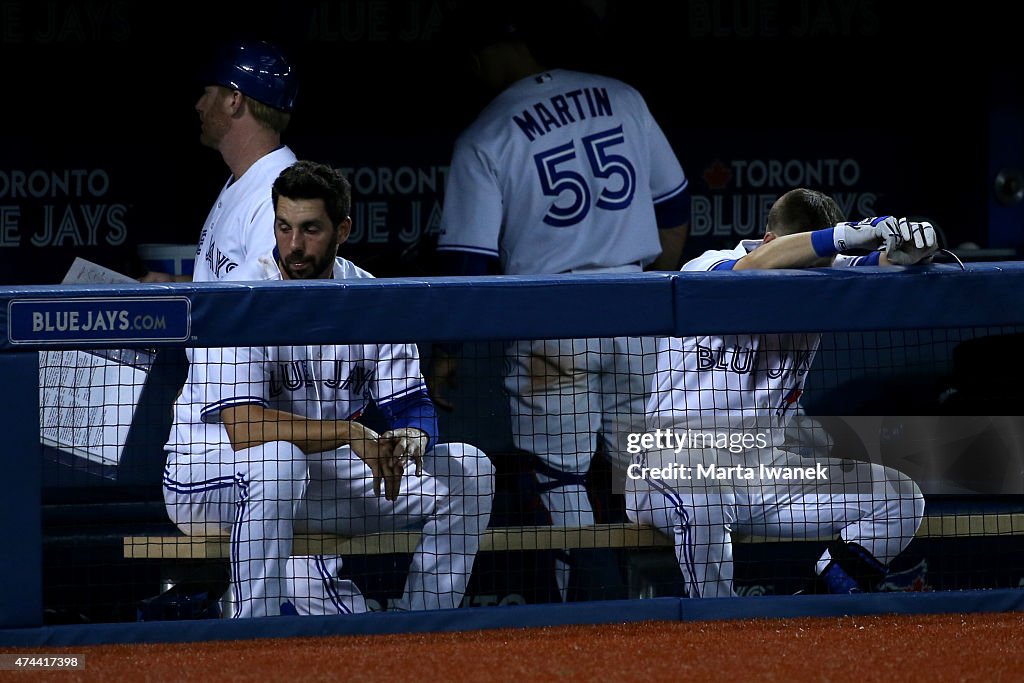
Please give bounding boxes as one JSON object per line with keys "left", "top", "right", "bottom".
{"left": 439, "top": 250, "right": 499, "bottom": 276}
{"left": 377, "top": 388, "right": 439, "bottom": 450}
{"left": 848, "top": 251, "right": 882, "bottom": 267}
{"left": 654, "top": 186, "right": 691, "bottom": 229}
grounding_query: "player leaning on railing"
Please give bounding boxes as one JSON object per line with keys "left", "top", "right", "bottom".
{"left": 629, "top": 188, "right": 936, "bottom": 597}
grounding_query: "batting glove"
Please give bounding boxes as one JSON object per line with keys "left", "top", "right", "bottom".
{"left": 885, "top": 217, "right": 938, "bottom": 265}
{"left": 833, "top": 216, "right": 901, "bottom": 252}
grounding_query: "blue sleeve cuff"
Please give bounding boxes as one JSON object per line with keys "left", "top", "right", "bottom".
{"left": 377, "top": 389, "right": 439, "bottom": 450}
{"left": 709, "top": 259, "right": 738, "bottom": 271}
{"left": 811, "top": 228, "right": 838, "bottom": 258}
{"left": 850, "top": 251, "right": 882, "bottom": 267}
{"left": 439, "top": 250, "right": 499, "bottom": 276}
{"left": 654, "top": 188, "right": 690, "bottom": 229}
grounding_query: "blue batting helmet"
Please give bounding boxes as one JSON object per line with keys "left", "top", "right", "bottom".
{"left": 200, "top": 40, "right": 298, "bottom": 112}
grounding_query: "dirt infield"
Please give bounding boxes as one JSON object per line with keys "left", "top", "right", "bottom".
{"left": 2, "top": 612, "right": 1022, "bottom": 682}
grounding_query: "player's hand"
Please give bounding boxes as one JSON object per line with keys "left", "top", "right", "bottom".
{"left": 379, "top": 427, "right": 428, "bottom": 476}
{"left": 831, "top": 216, "right": 899, "bottom": 253}
{"left": 426, "top": 351, "right": 459, "bottom": 412}
{"left": 884, "top": 218, "right": 938, "bottom": 265}
{"left": 348, "top": 424, "right": 404, "bottom": 501}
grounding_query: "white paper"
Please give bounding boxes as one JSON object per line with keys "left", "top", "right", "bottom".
{"left": 39, "top": 259, "right": 153, "bottom": 467}
{"left": 39, "top": 350, "right": 148, "bottom": 466}
{"left": 61, "top": 256, "right": 138, "bottom": 285}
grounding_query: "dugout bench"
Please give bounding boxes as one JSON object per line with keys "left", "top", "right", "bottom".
{"left": 122, "top": 513, "right": 1024, "bottom": 560}
{"left": 122, "top": 507, "right": 1024, "bottom": 609}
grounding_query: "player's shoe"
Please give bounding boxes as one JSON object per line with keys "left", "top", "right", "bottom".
{"left": 136, "top": 583, "right": 224, "bottom": 621}
{"left": 820, "top": 562, "right": 863, "bottom": 594}
{"left": 794, "top": 562, "right": 870, "bottom": 594}
{"left": 809, "top": 540, "right": 889, "bottom": 594}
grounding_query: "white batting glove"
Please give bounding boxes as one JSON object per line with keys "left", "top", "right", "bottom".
{"left": 379, "top": 427, "right": 428, "bottom": 476}
{"left": 884, "top": 218, "right": 938, "bottom": 265}
{"left": 831, "top": 216, "right": 899, "bottom": 253}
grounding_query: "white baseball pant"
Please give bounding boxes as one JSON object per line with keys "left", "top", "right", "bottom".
{"left": 163, "top": 441, "right": 495, "bottom": 617}
{"left": 505, "top": 335, "right": 656, "bottom": 598}
{"left": 626, "top": 445, "right": 925, "bottom": 597}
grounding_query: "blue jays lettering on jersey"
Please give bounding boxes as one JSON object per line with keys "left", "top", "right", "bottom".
{"left": 204, "top": 238, "right": 238, "bottom": 278}
{"left": 269, "top": 360, "right": 313, "bottom": 396}
{"left": 337, "top": 364, "right": 375, "bottom": 396}
{"left": 694, "top": 342, "right": 816, "bottom": 378}
{"left": 167, "top": 251, "right": 426, "bottom": 455}
{"left": 269, "top": 360, "right": 375, "bottom": 399}
{"left": 648, "top": 239, "right": 863, "bottom": 444}
{"left": 192, "top": 146, "right": 297, "bottom": 282}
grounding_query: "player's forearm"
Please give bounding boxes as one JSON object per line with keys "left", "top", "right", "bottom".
{"left": 221, "top": 404, "right": 370, "bottom": 454}
{"left": 647, "top": 223, "right": 688, "bottom": 271}
{"left": 733, "top": 232, "right": 820, "bottom": 270}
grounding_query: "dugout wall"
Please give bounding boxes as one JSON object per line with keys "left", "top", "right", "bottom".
{"left": 2, "top": 263, "right": 1023, "bottom": 630}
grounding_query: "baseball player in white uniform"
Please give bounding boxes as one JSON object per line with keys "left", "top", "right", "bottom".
{"left": 163, "top": 161, "right": 495, "bottom": 617}
{"left": 191, "top": 145, "right": 296, "bottom": 282}
{"left": 433, "top": 6, "right": 689, "bottom": 600}
{"left": 141, "top": 40, "right": 299, "bottom": 283}
{"left": 628, "top": 188, "right": 935, "bottom": 597}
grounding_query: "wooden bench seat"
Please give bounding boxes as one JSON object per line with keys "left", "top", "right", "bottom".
{"left": 124, "top": 513, "right": 1024, "bottom": 560}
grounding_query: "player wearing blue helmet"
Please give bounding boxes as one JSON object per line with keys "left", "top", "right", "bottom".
{"left": 141, "top": 40, "right": 299, "bottom": 283}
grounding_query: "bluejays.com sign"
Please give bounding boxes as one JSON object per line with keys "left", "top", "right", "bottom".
{"left": 8, "top": 297, "right": 191, "bottom": 344}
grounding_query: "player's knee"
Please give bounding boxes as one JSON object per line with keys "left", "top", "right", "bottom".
{"left": 885, "top": 468, "right": 926, "bottom": 529}
{"left": 433, "top": 442, "right": 496, "bottom": 492}
{"left": 464, "top": 443, "right": 496, "bottom": 499}
{"left": 248, "top": 441, "right": 309, "bottom": 499}
{"left": 908, "top": 478, "right": 926, "bottom": 524}
{"left": 463, "top": 443, "right": 496, "bottom": 481}
{"left": 682, "top": 498, "right": 721, "bottom": 527}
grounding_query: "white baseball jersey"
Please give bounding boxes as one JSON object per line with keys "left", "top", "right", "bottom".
{"left": 166, "top": 252, "right": 427, "bottom": 456}
{"left": 437, "top": 69, "right": 688, "bottom": 275}
{"left": 192, "top": 146, "right": 297, "bottom": 282}
{"left": 647, "top": 240, "right": 860, "bottom": 446}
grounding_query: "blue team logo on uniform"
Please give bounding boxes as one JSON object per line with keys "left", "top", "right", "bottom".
{"left": 332, "top": 364, "right": 375, "bottom": 397}
{"left": 204, "top": 239, "right": 238, "bottom": 278}
{"left": 268, "top": 362, "right": 375, "bottom": 398}
{"left": 269, "top": 361, "right": 314, "bottom": 396}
